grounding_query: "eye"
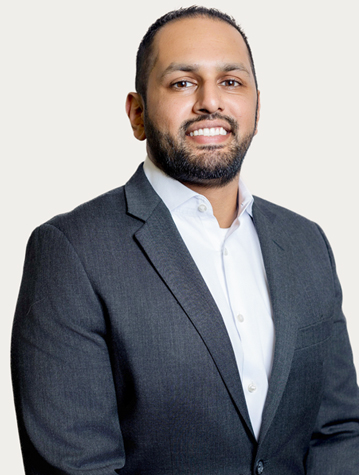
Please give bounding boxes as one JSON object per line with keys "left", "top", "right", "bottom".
{"left": 220, "top": 79, "right": 242, "bottom": 87}
{"left": 171, "top": 80, "right": 195, "bottom": 89}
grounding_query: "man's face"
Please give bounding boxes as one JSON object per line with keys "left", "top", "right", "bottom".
{"left": 142, "top": 17, "right": 259, "bottom": 187}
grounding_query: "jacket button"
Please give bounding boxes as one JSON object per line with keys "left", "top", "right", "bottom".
{"left": 256, "top": 460, "right": 264, "bottom": 474}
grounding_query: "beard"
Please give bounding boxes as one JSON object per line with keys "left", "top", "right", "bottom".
{"left": 144, "top": 111, "right": 256, "bottom": 188}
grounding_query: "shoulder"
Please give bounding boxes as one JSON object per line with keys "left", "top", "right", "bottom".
{"left": 253, "top": 195, "right": 321, "bottom": 233}
{"left": 40, "top": 163, "right": 159, "bottom": 238}
{"left": 38, "top": 164, "right": 148, "bottom": 238}
{"left": 29, "top": 163, "right": 161, "bottom": 259}
{"left": 29, "top": 179, "right": 142, "bottom": 261}
{"left": 46, "top": 185, "right": 127, "bottom": 233}
{"left": 252, "top": 195, "right": 331, "bottom": 256}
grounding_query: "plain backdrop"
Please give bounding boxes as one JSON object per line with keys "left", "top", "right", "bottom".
{"left": 1, "top": 1, "right": 358, "bottom": 472}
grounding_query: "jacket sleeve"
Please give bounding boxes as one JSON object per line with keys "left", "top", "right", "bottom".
{"left": 305, "top": 226, "right": 359, "bottom": 473}
{"left": 11, "top": 224, "right": 125, "bottom": 475}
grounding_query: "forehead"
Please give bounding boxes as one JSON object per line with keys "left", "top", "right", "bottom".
{"left": 151, "top": 16, "right": 252, "bottom": 72}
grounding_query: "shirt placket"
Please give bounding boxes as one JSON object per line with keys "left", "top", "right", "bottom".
{"left": 221, "top": 225, "right": 268, "bottom": 439}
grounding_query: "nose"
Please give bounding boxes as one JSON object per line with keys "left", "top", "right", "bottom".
{"left": 193, "top": 81, "right": 223, "bottom": 115}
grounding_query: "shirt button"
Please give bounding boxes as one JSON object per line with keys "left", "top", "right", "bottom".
{"left": 248, "top": 382, "right": 257, "bottom": 393}
{"left": 198, "top": 204, "right": 207, "bottom": 212}
{"left": 223, "top": 247, "right": 228, "bottom": 256}
{"left": 256, "top": 460, "right": 264, "bottom": 474}
{"left": 236, "top": 313, "right": 244, "bottom": 323}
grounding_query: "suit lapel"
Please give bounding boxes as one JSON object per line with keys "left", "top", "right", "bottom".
{"left": 125, "top": 165, "right": 255, "bottom": 440}
{"left": 252, "top": 199, "right": 299, "bottom": 444}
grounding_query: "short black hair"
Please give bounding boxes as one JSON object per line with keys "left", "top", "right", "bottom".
{"left": 135, "top": 6, "right": 258, "bottom": 102}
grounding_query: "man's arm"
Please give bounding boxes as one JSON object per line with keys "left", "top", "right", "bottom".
{"left": 11, "top": 224, "right": 125, "bottom": 474}
{"left": 305, "top": 226, "right": 359, "bottom": 473}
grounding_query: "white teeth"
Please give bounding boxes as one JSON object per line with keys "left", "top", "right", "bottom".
{"left": 189, "top": 127, "right": 228, "bottom": 137}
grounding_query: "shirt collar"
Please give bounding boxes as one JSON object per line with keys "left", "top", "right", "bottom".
{"left": 143, "top": 156, "right": 254, "bottom": 219}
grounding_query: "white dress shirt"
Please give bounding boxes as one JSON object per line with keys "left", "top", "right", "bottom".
{"left": 143, "top": 157, "right": 275, "bottom": 438}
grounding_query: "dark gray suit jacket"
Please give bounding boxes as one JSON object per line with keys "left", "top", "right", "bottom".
{"left": 12, "top": 164, "right": 359, "bottom": 474}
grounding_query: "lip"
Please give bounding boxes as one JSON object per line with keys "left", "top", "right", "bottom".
{"left": 185, "top": 120, "right": 232, "bottom": 135}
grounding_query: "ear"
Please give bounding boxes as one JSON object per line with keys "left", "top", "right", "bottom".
{"left": 126, "top": 92, "right": 146, "bottom": 141}
{"left": 254, "top": 90, "right": 261, "bottom": 136}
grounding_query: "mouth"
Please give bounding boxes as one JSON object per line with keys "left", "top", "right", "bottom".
{"left": 189, "top": 126, "right": 229, "bottom": 137}
{"left": 185, "top": 121, "right": 232, "bottom": 145}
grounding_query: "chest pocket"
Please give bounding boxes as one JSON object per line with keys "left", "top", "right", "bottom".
{"left": 295, "top": 318, "right": 332, "bottom": 350}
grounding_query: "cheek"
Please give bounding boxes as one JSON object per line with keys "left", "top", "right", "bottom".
{"left": 228, "top": 98, "right": 257, "bottom": 127}
{"left": 149, "top": 100, "right": 191, "bottom": 134}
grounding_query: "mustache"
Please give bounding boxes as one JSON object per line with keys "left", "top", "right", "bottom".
{"left": 180, "top": 113, "right": 238, "bottom": 135}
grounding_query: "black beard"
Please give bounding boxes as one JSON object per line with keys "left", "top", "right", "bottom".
{"left": 144, "top": 111, "right": 256, "bottom": 188}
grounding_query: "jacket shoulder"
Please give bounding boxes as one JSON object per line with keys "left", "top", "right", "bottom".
{"left": 252, "top": 195, "right": 333, "bottom": 257}
{"left": 41, "top": 163, "right": 158, "bottom": 237}
{"left": 45, "top": 185, "right": 127, "bottom": 233}
{"left": 253, "top": 195, "right": 319, "bottom": 230}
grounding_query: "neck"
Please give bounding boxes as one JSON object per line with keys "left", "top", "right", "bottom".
{"left": 182, "top": 177, "right": 240, "bottom": 229}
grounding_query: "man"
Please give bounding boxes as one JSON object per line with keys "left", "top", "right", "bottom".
{"left": 12, "top": 6, "right": 359, "bottom": 474}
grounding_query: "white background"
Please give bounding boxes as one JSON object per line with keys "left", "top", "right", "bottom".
{"left": 1, "top": 1, "right": 358, "bottom": 472}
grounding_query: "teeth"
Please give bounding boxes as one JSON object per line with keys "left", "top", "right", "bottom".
{"left": 189, "top": 127, "right": 228, "bottom": 137}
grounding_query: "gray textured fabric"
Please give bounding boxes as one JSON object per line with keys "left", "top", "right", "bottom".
{"left": 11, "top": 164, "right": 359, "bottom": 474}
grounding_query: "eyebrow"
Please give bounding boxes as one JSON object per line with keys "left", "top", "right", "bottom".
{"left": 160, "top": 62, "right": 251, "bottom": 80}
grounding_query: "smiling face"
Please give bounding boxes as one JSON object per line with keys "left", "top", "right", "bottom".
{"left": 127, "top": 16, "right": 260, "bottom": 187}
